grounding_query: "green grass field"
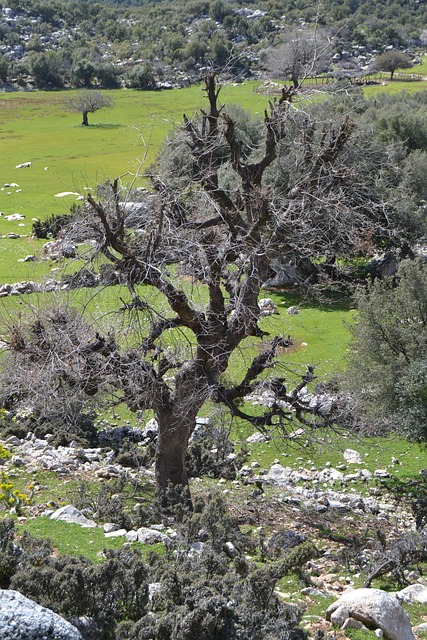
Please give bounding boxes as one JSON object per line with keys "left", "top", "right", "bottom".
{"left": 1, "top": 76, "right": 427, "bottom": 227}
{"left": 0, "top": 84, "right": 268, "bottom": 226}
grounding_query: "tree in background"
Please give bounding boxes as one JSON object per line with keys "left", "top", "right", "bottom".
{"left": 28, "top": 50, "right": 68, "bottom": 89}
{"left": 371, "top": 50, "right": 413, "bottom": 79}
{"left": 66, "top": 90, "right": 113, "bottom": 126}
{"left": 125, "top": 63, "right": 156, "bottom": 90}
{"left": 265, "top": 27, "right": 333, "bottom": 88}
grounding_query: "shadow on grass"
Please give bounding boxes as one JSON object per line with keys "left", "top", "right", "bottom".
{"left": 73, "top": 123, "right": 122, "bottom": 130}
{"left": 90, "top": 123, "right": 122, "bottom": 129}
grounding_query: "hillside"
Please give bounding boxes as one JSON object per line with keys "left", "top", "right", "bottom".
{"left": 0, "top": 0, "right": 426, "bottom": 90}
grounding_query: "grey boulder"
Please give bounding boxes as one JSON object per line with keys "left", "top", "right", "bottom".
{"left": 0, "top": 589, "right": 83, "bottom": 639}
{"left": 326, "top": 588, "right": 415, "bottom": 640}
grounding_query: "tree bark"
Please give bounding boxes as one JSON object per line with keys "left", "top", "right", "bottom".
{"left": 155, "top": 410, "right": 196, "bottom": 507}
{"left": 82, "top": 110, "right": 89, "bottom": 126}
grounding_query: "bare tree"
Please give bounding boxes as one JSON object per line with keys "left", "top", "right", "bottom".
{"left": 4, "top": 75, "right": 398, "bottom": 508}
{"left": 370, "top": 50, "right": 413, "bottom": 80}
{"left": 66, "top": 90, "right": 113, "bottom": 126}
{"left": 265, "top": 27, "right": 333, "bottom": 89}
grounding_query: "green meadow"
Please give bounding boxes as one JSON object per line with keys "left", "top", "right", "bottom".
{"left": 1, "top": 77, "right": 427, "bottom": 227}
{"left": 0, "top": 84, "right": 269, "bottom": 227}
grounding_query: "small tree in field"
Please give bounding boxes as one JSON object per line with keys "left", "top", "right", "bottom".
{"left": 265, "top": 27, "right": 333, "bottom": 88}
{"left": 67, "top": 90, "right": 112, "bottom": 126}
{"left": 3, "top": 75, "right": 399, "bottom": 509}
{"left": 371, "top": 50, "right": 413, "bottom": 80}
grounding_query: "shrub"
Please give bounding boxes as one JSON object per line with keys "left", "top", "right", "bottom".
{"left": 0, "top": 520, "right": 21, "bottom": 588}
{"left": 0, "top": 470, "right": 30, "bottom": 515}
{"left": 32, "top": 212, "right": 74, "bottom": 239}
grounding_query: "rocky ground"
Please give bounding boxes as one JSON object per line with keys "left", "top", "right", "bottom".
{"left": 1, "top": 428, "right": 427, "bottom": 638}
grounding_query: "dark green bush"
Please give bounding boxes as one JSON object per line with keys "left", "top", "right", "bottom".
{"left": 32, "top": 212, "right": 74, "bottom": 239}
{"left": 0, "top": 520, "right": 22, "bottom": 588}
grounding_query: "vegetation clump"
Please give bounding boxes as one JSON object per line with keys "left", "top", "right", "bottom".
{"left": 0, "top": 497, "right": 313, "bottom": 640}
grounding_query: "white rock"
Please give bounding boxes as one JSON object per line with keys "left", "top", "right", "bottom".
{"left": 330, "top": 604, "right": 350, "bottom": 627}
{"left": 246, "top": 431, "right": 267, "bottom": 443}
{"left": 396, "top": 583, "right": 427, "bottom": 604}
{"left": 258, "top": 297, "right": 279, "bottom": 315}
{"left": 54, "top": 191, "right": 81, "bottom": 198}
{"left": 5, "top": 436, "right": 22, "bottom": 446}
{"left": 189, "top": 541, "right": 205, "bottom": 556}
{"left": 0, "top": 589, "right": 83, "bottom": 639}
{"left": 104, "top": 529, "right": 127, "bottom": 538}
{"left": 374, "top": 469, "right": 390, "bottom": 478}
{"left": 50, "top": 505, "right": 97, "bottom": 528}
{"left": 136, "top": 527, "right": 171, "bottom": 545}
{"left": 103, "top": 522, "right": 121, "bottom": 533}
{"left": 125, "top": 530, "right": 138, "bottom": 542}
{"left": 344, "top": 448, "right": 363, "bottom": 464}
{"left": 223, "top": 541, "right": 238, "bottom": 557}
{"left": 342, "top": 617, "right": 369, "bottom": 631}
{"left": 326, "top": 588, "right": 416, "bottom": 640}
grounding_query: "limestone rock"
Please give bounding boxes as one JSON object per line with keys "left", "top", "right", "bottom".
{"left": 326, "top": 588, "right": 416, "bottom": 640}
{"left": 258, "top": 297, "right": 279, "bottom": 316}
{"left": 344, "top": 448, "right": 363, "bottom": 464}
{"left": 136, "top": 526, "right": 171, "bottom": 545}
{"left": 246, "top": 431, "right": 268, "bottom": 444}
{"left": 0, "top": 589, "right": 83, "bottom": 639}
{"left": 50, "top": 505, "right": 97, "bottom": 528}
{"left": 103, "top": 522, "right": 121, "bottom": 533}
{"left": 396, "top": 583, "right": 427, "bottom": 604}
{"left": 104, "top": 529, "right": 127, "bottom": 538}
{"left": 330, "top": 604, "right": 350, "bottom": 627}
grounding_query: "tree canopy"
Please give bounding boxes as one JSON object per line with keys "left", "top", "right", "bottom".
{"left": 66, "top": 90, "right": 113, "bottom": 125}
{"left": 371, "top": 50, "right": 413, "bottom": 79}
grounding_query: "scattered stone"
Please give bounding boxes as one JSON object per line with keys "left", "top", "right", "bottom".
{"left": 223, "top": 541, "right": 239, "bottom": 558}
{"left": 103, "top": 522, "right": 121, "bottom": 533}
{"left": 104, "top": 529, "right": 127, "bottom": 538}
{"left": 287, "top": 305, "right": 299, "bottom": 315}
{"left": 374, "top": 469, "right": 391, "bottom": 478}
{"left": 330, "top": 604, "right": 350, "bottom": 626}
{"left": 301, "top": 587, "right": 329, "bottom": 598}
{"left": 136, "top": 527, "right": 171, "bottom": 545}
{"left": 125, "top": 530, "right": 138, "bottom": 543}
{"left": 258, "top": 298, "right": 279, "bottom": 316}
{"left": 342, "top": 617, "right": 369, "bottom": 631}
{"left": 5, "top": 213, "right": 25, "bottom": 221}
{"left": 246, "top": 431, "right": 268, "bottom": 444}
{"left": 396, "top": 583, "right": 427, "bottom": 604}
